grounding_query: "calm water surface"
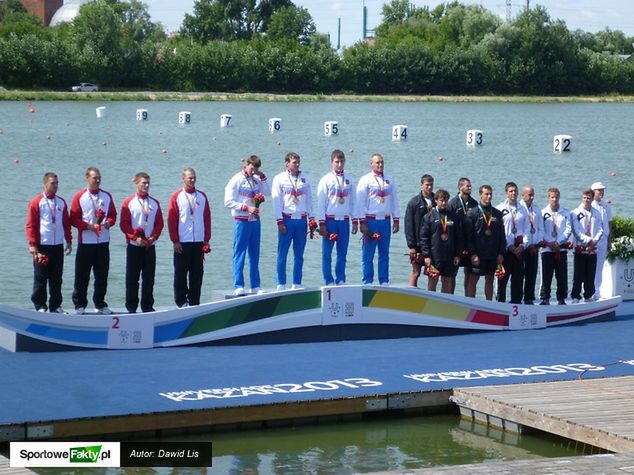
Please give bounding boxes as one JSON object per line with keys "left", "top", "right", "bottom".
{"left": 1, "top": 100, "right": 632, "bottom": 308}
{"left": 24, "top": 413, "right": 588, "bottom": 474}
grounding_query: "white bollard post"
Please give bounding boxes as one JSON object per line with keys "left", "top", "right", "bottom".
{"left": 178, "top": 111, "right": 191, "bottom": 125}
{"left": 466, "top": 129, "right": 483, "bottom": 146}
{"left": 324, "top": 121, "right": 339, "bottom": 137}
{"left": 136, "top": 109, "right": 148, "bottom": 121}
{"left": 268, "top": 118, "right": 282, "bottom": 133}
{"left": 392, "top": 125, "right": 408, "bottom": 141}
{"left": 553, "top": 135, "right": 572, "bottom": 152}
{"left": 220, "top": 114, "right": 233, "bottom": 128}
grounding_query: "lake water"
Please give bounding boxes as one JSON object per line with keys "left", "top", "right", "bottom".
{"left": 1, "top": 100, "right": 632, "bottom": 309}
{"left": 1, "top": 100, "right": 629, "bottom": 473}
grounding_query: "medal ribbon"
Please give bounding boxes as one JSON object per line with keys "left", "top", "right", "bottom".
{"left": 89, "top": 190, "right": 102, "bottom": 221}
{"left": 333, "top": 171, "right": 345, "bottom": 200}
{"left": 288, "top": 172, "right": 300, "bottom": 199}
{"left": 440, "top": 213, "right": 448, "bottom": 234}
{"left": 373, "top": 175, "right": 385, "bottom": 201}
{"left": 479, "top": 205, "right": 492, "bottom": 228}
{"left": 137, "top": 195, "right": 150, "bottom": 228}
{"left": 44, "top": 193, "right": 57, "bottom": 224}
{"left": 184, "top": 190, "right": 197, "bottom": 217}
{"left": 527, "top": 207, "right": 535, "bottom": 233}
{"left": 552, "top": 212, "right": 558, "bottom": 236}
{"left": 585, "top": 211, "right": 591, "bottom": 234}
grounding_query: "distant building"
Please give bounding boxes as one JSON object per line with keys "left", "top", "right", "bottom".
{"left": 18, "top": 0, "right": 63, "bottom": 26}
{"left": 49, "top": 0, "right": 92, "bottom": 26}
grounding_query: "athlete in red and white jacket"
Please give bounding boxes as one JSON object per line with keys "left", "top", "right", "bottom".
{"left": 120, "top": 172, "right": 164, "bottom": 313}
{"left": 69, "top": 167, "right": 117, "bottom": 315}
{"left": 167, "top": 167, "right": 211, "bottom": 307}
{"left": 25, "top": 172, "right": 72, "bottom": 313}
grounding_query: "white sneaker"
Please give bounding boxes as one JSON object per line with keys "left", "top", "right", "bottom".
{"left": 233, "top": 287, "right": 246, "bottom": 296}
{"left": 276, "top": 284, "right": 286, "bottom": 291}
{"left": 97, "top": 306, "right": 113, "bottom": 315}
{"left": 76, "top": 307, "right": 86, "bottom": 315}
{"left": 379, "top": 282, "right": 390, "bottom": 287}
{"left": 37, "top": 308, "right": 47, "bottom": 313}
{"left": 291, "top": 284, "right": 303, "bottom": 290}
{"left": 571, "top": 299, "right": 580, "bottom": 304}
{"left": 179, "top": 302, "right": 189, "bottom": 308}
{"left": 51, "top": 307, "right": 68, "bottom": 314}
{"left": 251, "top": 287, "right": 266, "bottom": 295}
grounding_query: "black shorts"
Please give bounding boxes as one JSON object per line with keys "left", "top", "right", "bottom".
{"left": 470, "top": 258, "right": 497, "bottom": 276}
{"left": 433, "top": 260, "right": 459, "bottom": 278}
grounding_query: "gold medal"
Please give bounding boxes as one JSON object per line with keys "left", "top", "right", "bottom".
{"left": 441, "top": 233, "right": 448, "bottom": 241}
{"left": 485, "top": 228, "right": 492, "bottom": 236}
{"left": 338, "top": 197, "right": 345, "bottom": 204}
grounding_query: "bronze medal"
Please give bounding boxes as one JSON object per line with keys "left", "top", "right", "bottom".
{"left": 292, "top": 197, "right": 299, "bottom": 204}
{"left": 441, "top": 233, "right": 449, "bottom": 241}
{"left": 530, "top": 227, "right": 535, "bottom": 234}
{"left": 379, "top": 197, "right": 385, "bottom": 204}
{"left": 552, "top": 230, "right": 558, "bottom": 238}
{"left": 511, "top": 226, "right": 517, "bottom": 234}
{"left": 484, "top": 228, "right": 492, "bottom": 236}
{"left": 338, "top": 197, "right": 345, "bottom": 204}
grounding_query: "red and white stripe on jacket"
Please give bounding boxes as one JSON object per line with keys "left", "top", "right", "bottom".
{"left": 120, "top": 193, "right": 164, "bottom": 246}
{"left": 167, "top": 188, "right": 211, "bottom": 243}
{"left": 70, "top": 188, "right": 117, "bottom": 244}
{"left": 25, "top": 193, "right": 72, "bottom": 246}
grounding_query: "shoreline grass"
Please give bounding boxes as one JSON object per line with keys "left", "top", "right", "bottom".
{"left": 1, "top": 89, "right": 634, "bottom": 103}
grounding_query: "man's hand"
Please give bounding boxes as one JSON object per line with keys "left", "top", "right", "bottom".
{"left": 173, "top": 242, "right": 183, "bottom": 254}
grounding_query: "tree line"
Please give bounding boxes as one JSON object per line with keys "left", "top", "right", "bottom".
{"left": 1, "top": 0, "right": 633, "bottom": 95}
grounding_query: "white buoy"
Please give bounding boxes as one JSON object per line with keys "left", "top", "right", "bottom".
{"left": 220, "top": 114, "right": 233, "bottom": 128}
{"left": 553, "top": 135, "right": 572, "bottom": 153}
{"left": 178, "top": 111, "right": 191, "bottom": 125}
{"left": 136, "top": 109, "right": 148, "bottom": 121}
{"left": 392, "top": 125, "right": 408, "bottom": 141}
{"left": 268, "top": 118, "right": 282, "bottom": 132}
{"left": 466, "top": 129, "right": 483, "bottom": 146}
{"left": 324, "top": 121, "right": 339, "bottom": 137}
{"left": 95, "top": 106, "right": 107, "bottom": 119}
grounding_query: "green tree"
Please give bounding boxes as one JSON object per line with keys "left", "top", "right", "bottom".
{"left": 266, "top": 5, "right": 315, "bottom": 44}
{"left": 375, "top": 0, "right": 430, "bottom": 38}
{"left": 0, "top": 0, "right": 46, "bottom": 38}
{"left": 181, "top": 0, "right": 292, "bottom": 42}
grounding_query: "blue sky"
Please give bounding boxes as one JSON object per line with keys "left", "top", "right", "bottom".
{"left": 144, "top": 0, "right": 634, "bottom": 47}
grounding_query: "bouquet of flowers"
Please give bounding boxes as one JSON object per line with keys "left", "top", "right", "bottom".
{"left": 514, "top": 235, "right": 524, "bottom": 260}
{"left": 409, "top": 252, "right": 424, "bottom": 265}
{"left": 364, "top": 231, "right": 381, "bottom": 243}
{"left": 328, "top": 233, "right": 339, "bottom": 242}
{"left": 94, "top": 209, "right": 106, "bottom": 236}
{"left": 424, "top": 264, "right": 440, "bottom": 279}
{"left": 253, "top": 193, "right": 265, "bottom": 208}
{"left": 308, "top": 218, "right": 319, "bottom": 239}
{"left": 607, "top": 236, "right": 634, "bottom": 263}
{"left": 133, "top": 227, "right": 146, "bottom": 240}
{"left": 201, "top": 243, "right": 211, "bottom": 260}
{"left": 34, "top": 252, "right": 49, "bottom": 266}
{"left": 494, "top": 264, "right": 506, "bottom": 279}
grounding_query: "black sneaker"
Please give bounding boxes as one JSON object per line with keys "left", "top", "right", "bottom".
{"left": 557, "top": 300, "right": 566, "bottom": 305}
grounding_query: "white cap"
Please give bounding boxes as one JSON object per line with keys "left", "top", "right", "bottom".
{"left": 590, "top": 182, "right": 605, "bottom": 191}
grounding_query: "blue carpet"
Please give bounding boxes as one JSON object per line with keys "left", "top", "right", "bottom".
{"left": 2, "top": 302, "right": 633, "bottom": 425}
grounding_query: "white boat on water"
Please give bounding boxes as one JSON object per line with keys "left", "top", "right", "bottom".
{"left": 0, "top": 285, "right": 621, "bottom": 352}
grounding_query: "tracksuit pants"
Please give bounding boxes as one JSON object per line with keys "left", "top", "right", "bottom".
{"left": 277, "top": 217, "right": 307, "bottom": 286}
{"left": 173, "top": 242, "right": 204, "bottom": 307}
{"left": 572, "top": 253, "right": 596, "bottom": 300}
{"left": 125, "top": 244, "right": 156, "bottom": 313}
{"left": 73, "top": 242, "right": 110, "bottom": 310}
{"left": 540, "top": 252, "right": 568, "bottom": 302}
{"left": 31, "top": 244, "right": 64, "bottom": 311}
{"left": 361, "top": 219, "right": 391, "bottom": 285}
{"left": 497, "top": 250, "right": 524, "bottom": 304}
{"left": 322, "top": 219, "right": 350, "bottom": 285}
{"left": 232, "top": 220, "right": 261, "bottom": 290}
